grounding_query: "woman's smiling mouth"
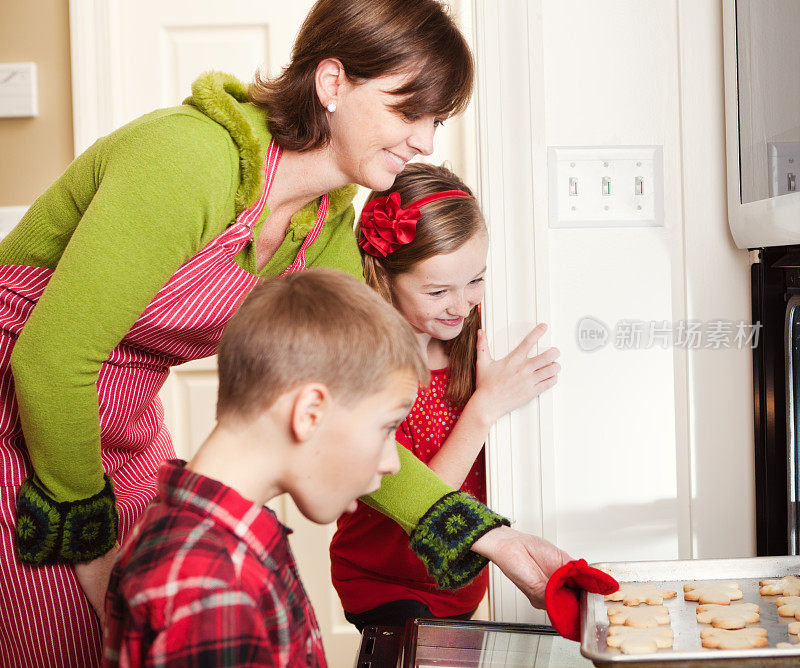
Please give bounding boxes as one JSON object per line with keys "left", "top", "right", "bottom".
{"left": 384, "top": 150, "right": 407, "bottom": 172}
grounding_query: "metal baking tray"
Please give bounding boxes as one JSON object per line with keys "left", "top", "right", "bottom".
{"left": 580, "top": 556, "right": 800, "bottom": 667}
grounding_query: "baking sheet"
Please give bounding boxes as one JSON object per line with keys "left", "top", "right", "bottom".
{"left": 581, "top": 556, "right": 800, "bottom": 667}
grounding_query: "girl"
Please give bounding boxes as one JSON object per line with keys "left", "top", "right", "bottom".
{"left": 330, "top": 163, "right": 562, "bottom": 629}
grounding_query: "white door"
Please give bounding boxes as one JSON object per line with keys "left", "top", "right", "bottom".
{"left": 70, "top": 1, "right": 479, "bottom": 662}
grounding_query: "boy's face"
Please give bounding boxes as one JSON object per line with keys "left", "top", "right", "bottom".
{"left": 292, "top": 369, "right": 419, "bottom": 524}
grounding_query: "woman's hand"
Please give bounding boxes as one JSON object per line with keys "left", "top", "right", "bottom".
{"left": 74, "top": 543, "right": 120, "bottom": 624}
{"left": 471, "top": 526, "right": 571, "bottom": 609}
{"left": 471, "top": 324, "right": 560, "bottom": 425}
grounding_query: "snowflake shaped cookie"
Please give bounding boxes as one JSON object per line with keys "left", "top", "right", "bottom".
{"left": 683, "top": 581, "right": 742, "bottom": 605}
{"left": 605, "top": 583, "right": 677, "bottom": 606}
{"left": 606, "top": 627, "right": 674, "bottom": 654}
{"left": 607, "top": 604, "right": 670, "bottom": 628}
{"left": 700, "top": 627, "right": 768, "bottom": 650}
{"left": 695, "top": 603, "right": 759, "bottom": 629}
{"left": 760, "top": 575, "right": 800, "bottom": 596}
{"left": 776, "top": 596, "right": 800, "bottom": 619}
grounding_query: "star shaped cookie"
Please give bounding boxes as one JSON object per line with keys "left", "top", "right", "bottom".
{"left": 760, "top": 575, "right": 800, "bottom": 596}
{"left": 607, "top": 604, "right": 670, "bottom": 628}
{"left": 683, "top": 581, "right": 742, "bottom": 605}
{"left": 605, "top": 583, "right": 677, "bottom": 606}
{"left": 776, "top": 596, "right": 800, "bottom": 619}
{"left": 695, "top": 603, "right": 759, "bottom": 629}
{"left": 700, "top": 627, "right": 768, "bottom": 650}
{"left": 606, "top": 627, "right": 674, "bottom": 654}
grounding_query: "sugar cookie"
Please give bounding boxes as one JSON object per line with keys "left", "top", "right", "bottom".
{"left": 606, "top": 627, "right": 674, "bottom": 654}
{"left": 695, "top": 603, "right": 759, "bottom": 629}
{"left": 607, "top": 604, "right": 670, "bottom": 628}
{"left": 776, "top": 642, "right": 799, "bottom": 649}
{"left": 700, "top": 627, "right": 768, "bottom": 650}
{"left": 776, "top": 596, "right": 800, "bottom": 619}
{"left": 605, "top": 584, "right": 677, "bottom": 606}
{"left": 761, "top": 575, "right": 800, "bottom": 596}
{"left": 789, "top": 621, "right": 800, "bottom": 635}
{"left": 683, "top": 582, "right": 742, "bottom": 605}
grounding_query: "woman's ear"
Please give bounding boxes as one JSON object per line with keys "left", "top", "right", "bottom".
{"left": 289, "top": 383, "right": 330, "bottom": 442}
{"left": 314, "top": 58, "right": 346, "bottom": 110}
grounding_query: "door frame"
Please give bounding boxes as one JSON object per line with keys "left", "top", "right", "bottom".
{"left": 471, "top": 0, "right": 553, "bottom": 623}
{"left": 69, "top": 0, "right": 123, "bottom": 157}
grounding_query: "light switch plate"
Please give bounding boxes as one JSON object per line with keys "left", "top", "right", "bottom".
{"left": 548, "top": 146, "right": 664, "bottom": 228}
{"left": 0, "top": 62, "right": 38, "bottom": 119}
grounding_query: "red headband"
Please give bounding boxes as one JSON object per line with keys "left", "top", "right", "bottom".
{"left": 358, "top": 189, "right": 471, "bottom": 258}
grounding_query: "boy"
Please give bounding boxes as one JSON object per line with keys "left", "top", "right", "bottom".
{"left": 102, "top": 268, "right": 427, "bottom": 667}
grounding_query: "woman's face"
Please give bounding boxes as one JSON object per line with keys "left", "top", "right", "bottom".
{"left": 329, "top": 72, "right": 445, "bottom": 191}
{"left": 390, "top": 231, "right": 489, "bottom": 342}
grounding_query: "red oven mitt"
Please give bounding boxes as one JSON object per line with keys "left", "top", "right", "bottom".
{"left": 545, "top": 559, "right": 619, "bottom": 641}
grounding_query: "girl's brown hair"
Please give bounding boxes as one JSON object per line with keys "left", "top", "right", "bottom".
{"left": 249, "top": 0, "right": 474, "bottom": 152}
{"left": 358, "top": 163, "right": 487, "bottom": 406}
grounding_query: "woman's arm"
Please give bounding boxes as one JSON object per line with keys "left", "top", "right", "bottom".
{"left": 471, "top": 526, "right": 571, "bottom": 609}
{"left": 360, "top": 445, "right": 508, "bottom": 589}
{"left": 12, "top": 114, "right": 236, "bottom": 565}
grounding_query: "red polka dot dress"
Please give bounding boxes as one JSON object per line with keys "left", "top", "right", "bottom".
{"left": 330, "top": 367, "right": 487, "bottom": 617}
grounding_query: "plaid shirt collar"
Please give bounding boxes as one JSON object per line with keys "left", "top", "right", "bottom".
{"left": 158, "top": 459, "right": 289, "bottom": 559}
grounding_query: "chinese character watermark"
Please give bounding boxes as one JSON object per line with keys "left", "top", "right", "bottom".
{"left": 576, "top": 317, "right": 761, "bottom": 352}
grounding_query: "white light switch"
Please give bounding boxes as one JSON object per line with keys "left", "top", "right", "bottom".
{"left": 548, "top": 146, "right": 664, "bottom": 228}
{"left": 0, "top": 63, "right": 38, "bottom": 119}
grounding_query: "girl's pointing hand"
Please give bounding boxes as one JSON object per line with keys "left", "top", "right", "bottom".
{"left": 472, "top": 323, "right": 560, "bottom": 424}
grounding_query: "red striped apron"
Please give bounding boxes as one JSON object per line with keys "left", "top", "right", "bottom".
{"left": 0, "top": 141, "right": 328, "bottom": 667}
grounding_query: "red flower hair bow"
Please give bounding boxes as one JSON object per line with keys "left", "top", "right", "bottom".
{"left": 358, "top": 193, "right": 418, "bottom": 258}
{"left": 358, "top": 189, "right": 471, "bottom": 258}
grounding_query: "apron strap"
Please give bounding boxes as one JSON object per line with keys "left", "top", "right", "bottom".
{"left": 279, "top": 194, "right": 329, "bottom": 276}
{"left": 235, "top": 139, "right": 330, "bottom": 277}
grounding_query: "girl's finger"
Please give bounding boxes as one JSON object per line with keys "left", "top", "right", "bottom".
{"left": 476, "top": 329, "right": 492, "bottom": 369}
{"left": 526, "top": 348, "right": 560, "bottom": 371}
{"left": 530, "top": 361, "right": 560, "bottom": 381}
{"left": 510, "top": 323, "right": 548, "bottom": 361}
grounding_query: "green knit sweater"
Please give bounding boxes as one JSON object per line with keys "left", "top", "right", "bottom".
{"left": 6, "top": 73, "right": 507, "bottom": 582}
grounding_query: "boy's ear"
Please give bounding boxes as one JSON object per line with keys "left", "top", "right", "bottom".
{"left": 290, "top": 383, "right": 330, "bottom": 442}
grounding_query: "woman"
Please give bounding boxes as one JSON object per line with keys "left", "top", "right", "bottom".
{"left": 0, "top": 0, "right": 567, "bottom": 665}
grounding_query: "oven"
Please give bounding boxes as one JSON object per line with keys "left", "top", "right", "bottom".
{"left": 752, "top": 245, "right": 800, "bottom": 556}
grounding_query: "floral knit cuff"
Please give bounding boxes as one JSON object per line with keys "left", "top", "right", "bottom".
{"left": 409, "top": 491, "right": 510, "bottom": 590}
{"left": 16, "top": 474, "right": 118, "bottom": 565}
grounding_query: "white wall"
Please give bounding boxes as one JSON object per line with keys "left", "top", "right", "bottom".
{"left": 474, "top": 0, "right": 754, "bottom": 623}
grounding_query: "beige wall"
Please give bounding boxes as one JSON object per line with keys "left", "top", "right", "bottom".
{"left": 0, "top": 0, "right": 73, "bottom": 206}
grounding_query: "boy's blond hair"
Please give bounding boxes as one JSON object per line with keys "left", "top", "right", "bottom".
{"left": 217, "top": 268, "right": 428, "bottom": 419}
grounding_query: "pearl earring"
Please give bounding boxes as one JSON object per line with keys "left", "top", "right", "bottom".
{"left": 327, "top": 101, "right": 337, "bottom": 113}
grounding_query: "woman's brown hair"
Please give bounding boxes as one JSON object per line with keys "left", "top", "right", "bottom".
{"left": 357, "top": 163, "right": 486, "bottom": 406}
{"left": 249, "top": 0, "right": 473, "bottom": 152}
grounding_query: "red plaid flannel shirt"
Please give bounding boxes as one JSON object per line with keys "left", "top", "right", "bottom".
{"left": 102, "top": 460, "right": 326, "bottom": 667}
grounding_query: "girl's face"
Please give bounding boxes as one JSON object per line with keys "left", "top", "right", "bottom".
{"left": 329, "top": 72, "right": 445, "bottom": 192}
{"left": 390, "top": 232, "right": 489, "bottom": 342}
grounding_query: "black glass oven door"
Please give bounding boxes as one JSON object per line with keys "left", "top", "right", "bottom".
{"left": 786, "top": 295, "right": 800, "bottom": 554}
